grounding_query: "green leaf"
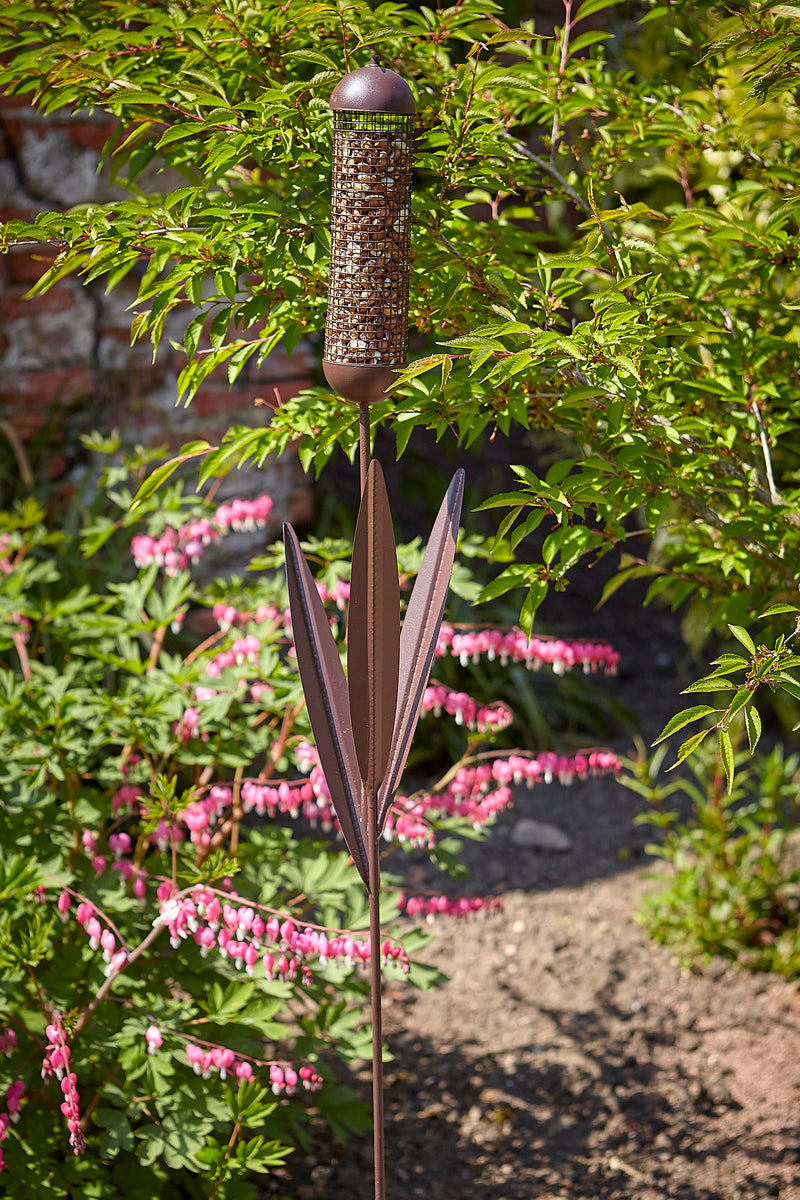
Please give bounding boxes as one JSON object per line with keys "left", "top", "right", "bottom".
{"left": 668, "top": 726, "right": 713, "bottom": 769}
{"left": 726, "top": 687, "right": 753, "bottom": 720}
{"left": 777, "top": 674, "right": 800, "bottom": 701}
{"left": 569, "top": 30, "right": 612, "bottom": 54}
{"left": 477, "top": 565, "right": 531, "bottom": 604}
{"left": 744, "top": 703, "right": 762, "bottom": 754}
{"left": 710, "top": 654, "right": 749, "bottom": 670}
{"left": 681, "top": 676, "right": 736, "bottom": 694}
{"left": 183, "top": 312, "right": 205, "bottom": 359}
{"left": 519, "top": 579, "right": 547, "bottom": 636}
{"left": 718, "top": 727, "right": 734, "bottom": 794}
{"left": 759, "top": 603, "right": 799, "bottom": 618}
{"left": 576, "top": 0, "right": 619, "bottom": 18}
{"left": 94, "top": 1108, "right": 134, "bottom": 1157}
{"left": 728, "top": 624, "right": 756, "bottom": 655}
{"left": 208, "top": 307, "right": 230, "bottom": 350}
{"left": 129, "top": 443, "right": 212, "bottom": 510}
{"left": 653, "top": 705, "right": 719, "bottom": 745}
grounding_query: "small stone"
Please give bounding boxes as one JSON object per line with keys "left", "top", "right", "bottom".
{"left": 703, "top": 1071, "right": 736, "bottom": 1108}
{"left": 511, "top": 819, "right": 572, "bottom": 851}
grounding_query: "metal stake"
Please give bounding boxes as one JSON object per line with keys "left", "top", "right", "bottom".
{"left": 368, "top": 786, "right": 385, "bottom": 1200}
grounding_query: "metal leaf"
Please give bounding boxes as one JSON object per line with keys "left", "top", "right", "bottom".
{"left": 347, "top": 459, "right": 400, "bottom": 797}
{"left": 283, "top": 524, "right": 369, "bottom": 886}
{"left": 377, "top": 468, "right": 465, "bottom": 832}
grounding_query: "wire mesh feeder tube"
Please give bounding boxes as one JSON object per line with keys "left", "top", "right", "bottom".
{"left": 323, "top": 58, "right": 416, "bottom": 405}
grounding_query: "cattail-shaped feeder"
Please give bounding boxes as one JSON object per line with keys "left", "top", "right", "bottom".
{"left": 285, "top": 54, "right": 464, "bottom": 1200}
{"left": 323, "top": 53, "right": 415, "bottom": 408}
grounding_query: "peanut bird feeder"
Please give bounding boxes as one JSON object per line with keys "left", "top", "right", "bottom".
{"left": 282, "top": 55, "right": 464, "bottom": 1200}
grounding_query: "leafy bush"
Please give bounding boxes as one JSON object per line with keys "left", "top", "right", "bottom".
{"left": 0, "top": 453, "right": 381, "bottom": 1198}
{"left": 626, "top": 606, "right": 800, "bottom": 974}
{"left": 0, "top": 443, "right": 622, "bottom": 1194}
{"left": 630, "top": 736, "right": 800, "bottom": 976}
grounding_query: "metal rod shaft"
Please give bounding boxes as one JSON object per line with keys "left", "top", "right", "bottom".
{"left": 358, "top": 407, "right": 384, "bottom": 1199}
{"left": 359, "top": 405, "right": 370, "bottom": 495}
{"left": 368, "top": 793, "right": 385, "bottom": 1200}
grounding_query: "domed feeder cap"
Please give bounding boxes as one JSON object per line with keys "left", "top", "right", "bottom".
{"left": 330, "top": 53, "right": 416, "bottom": 115}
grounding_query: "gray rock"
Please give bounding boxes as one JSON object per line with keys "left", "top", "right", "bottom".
{"left": 510, "top": 819, "right": 572, "bottom": 852}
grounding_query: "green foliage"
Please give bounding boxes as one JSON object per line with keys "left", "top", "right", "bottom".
{"left": 1, "top": 442, "right": 598, "bottom": 1192}
{"left": 0, "top": 461, "right": 368, "bottom": 1196}
{"left": 0, "top": 449, "right": 498, "bottom": 1195}
{"left": 628, "top": 608, "right": 800, "bottom": 975}
{"left": 627, "top": 737, "right": 800, "bottom": 976}
{"left": 2, "top": 0, "right": 799, "bottom": 646}
{"left": 654, "top": 608, "right": 800, "bottom": 791}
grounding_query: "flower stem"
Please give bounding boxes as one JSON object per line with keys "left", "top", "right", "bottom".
{"left": 72, "top": 920, "right": 164, "bottom": 1040}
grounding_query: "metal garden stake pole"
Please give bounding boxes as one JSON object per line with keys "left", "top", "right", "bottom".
{"left": 283, "top": 55, "right": 464, "bottom": 1200}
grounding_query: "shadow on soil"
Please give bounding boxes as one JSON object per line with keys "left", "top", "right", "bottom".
{"left": 262, "top": 993, "right": 790, "bottom": 1200}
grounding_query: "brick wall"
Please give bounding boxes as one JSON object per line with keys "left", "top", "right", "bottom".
{"left": 0, "top": 91, "right": 313, "bottom": 527}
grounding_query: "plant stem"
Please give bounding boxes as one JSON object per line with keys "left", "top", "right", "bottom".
{"left": 72, "top": 920, "right": 165, "bottom": 1040}
{"left": 751, "top": 394, "right": 780, "bottom": 502}
{"left": 0, "top": 418, "right": 34, "bottom": 489}
{"left": 196, "top": 702, "right": 302, "bottom": 865}
{"left": 22, "top": 962, "right": 48, "bottom": 1017}
{"left": 229, "top": 765, "right": 244, "bottom": 857}
{"left": 501, "top": 134, "right": 616, "bottom": 243}
{"left": 146, "top": 621, "right": 167, "bottom": 671}
{"left": 550, "top": 0, "right": 574, "bottom": 162}
{"left": 209, "top": 1120, "right": 241, "bottom": 1200}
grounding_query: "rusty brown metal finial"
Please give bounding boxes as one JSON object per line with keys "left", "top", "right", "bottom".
{"left": 284, "top": 56, "right": 464, "bottom": 1200}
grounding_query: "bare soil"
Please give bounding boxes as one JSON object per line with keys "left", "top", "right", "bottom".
{"left": 262, "top": 598, "right": 800, "bottom": 1200}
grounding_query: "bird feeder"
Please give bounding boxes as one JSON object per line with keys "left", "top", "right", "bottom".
{"left": 323, "top": 54, "right": 416, "bottom": 406}
{"left": 285, "top": 54, "right": 463, "bottom": 1200}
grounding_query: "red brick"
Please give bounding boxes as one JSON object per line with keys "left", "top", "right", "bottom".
{"left": 51, "top": 480, "right": 79, "bottom": 506}
{"left": 193, "top": 375, "right": 313, "bottom": 418}
{"left": 2, "top": 411, "right": 45, "bottom": 440}
{"left": 5, "top": 246, "right": 58, "bottom": 285}
{"left": 0, "top": 114, "right": 25, "bottom": 152}
{"left": 0, "top": 204, "right": 42, "bottom": 223}
{"left": 47, "top": 452, "right": 68, "bottom": 480}
{"left": 0, "top": 286, "right": 77, "bottom": 322}
{"left": 96, "top": 326, "right": 147, "bottom": 350}
{"left": 193, "top": 385, "right": 267, "bottom": 418}
{"left": 196, "top": 376, "right": 311, "bottom": 420}
{"left": 0, "top": 366, "right": 93, "bottom": 409}
{"left": 0, "top": 91, "right": 46, "bottom": 112}
{"left": 62, "top": 118, "right": 118, "bottom": 155}
{"left": 260, "top": 377, "right": 311, "bottom": 408}
{"left": 247, "top": 347, "right": 315, "bottom": 384}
